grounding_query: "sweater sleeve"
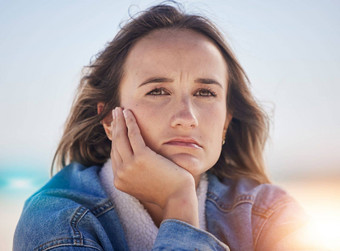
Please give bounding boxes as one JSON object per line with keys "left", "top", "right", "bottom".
{"left": 152, "top": 219, "right": 230, "bottom": 251}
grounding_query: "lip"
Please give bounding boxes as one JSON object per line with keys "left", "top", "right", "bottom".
{"left": 164, "top": 137, "right": 202, "bottom": 149}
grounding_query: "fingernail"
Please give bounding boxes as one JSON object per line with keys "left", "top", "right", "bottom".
{"left": 123, "top": 109, "right": 128, "bottom": 118}
{"left": 112, "top": 109, "right": 116, "bottom": 120}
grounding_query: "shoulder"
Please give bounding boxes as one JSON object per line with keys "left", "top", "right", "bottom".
{"left": 13, "top": 163, "right": 116, "bottom": 251}
{"left": 206, "top": 173, "right": 308, "bottom": 250}
{"left": 207, "top": 173, "right": 296, "bottom": 214}
{"left": 22, "top": 162, "right": 109, "bottom": 214}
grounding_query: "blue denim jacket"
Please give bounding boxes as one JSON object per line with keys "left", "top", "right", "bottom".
{"left": 14, "top": 162, "right": 313, "bottom": 250}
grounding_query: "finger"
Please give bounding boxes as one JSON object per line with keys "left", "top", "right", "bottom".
{"left": 115, "top": 107, "right": 133, "bottom": 161}
{"left": 123, "top": 109, "right": 146, "bottom": 154}
{"left": 112, "top": 147, "right": 122, "bottom": 177}
{"left": 110, "top": 112, "right": 122, "bottom": 175}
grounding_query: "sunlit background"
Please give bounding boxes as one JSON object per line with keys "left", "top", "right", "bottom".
{"left": 1, "top": 0, "right": 339, "bottom": 250}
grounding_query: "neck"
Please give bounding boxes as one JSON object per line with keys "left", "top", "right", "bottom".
{"left": 141, "top": 202, "right": 163, "bottom": 227}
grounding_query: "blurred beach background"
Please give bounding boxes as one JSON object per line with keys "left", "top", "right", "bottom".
{"left": 1, "top": 0, "right": 339, "bottom": 250}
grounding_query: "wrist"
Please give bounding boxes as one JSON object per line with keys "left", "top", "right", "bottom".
{"left": 162, "top": 184, "right": 199, "bottom": 228}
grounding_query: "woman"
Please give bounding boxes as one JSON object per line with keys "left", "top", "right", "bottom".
{"left": 14, "top": 3, "right": 314, "bottom": 251}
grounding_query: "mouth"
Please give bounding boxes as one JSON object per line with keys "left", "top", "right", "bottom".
{"left": 164, "top": 137, "right": 202, "bottom": 149}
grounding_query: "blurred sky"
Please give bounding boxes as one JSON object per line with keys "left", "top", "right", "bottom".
{"left": 0, "top": 0, "right": 340, "bottom": 193}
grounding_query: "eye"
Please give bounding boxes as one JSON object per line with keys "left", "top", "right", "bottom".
{"left": 146, "top": 88, "right": 170, "bottom": 96}
{"left": 194, "top": 88, "right": 217, "bottom": 97}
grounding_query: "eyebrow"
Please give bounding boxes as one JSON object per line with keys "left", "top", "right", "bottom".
{"left": 138, "top": 77, "right": 223, "bottom": 88}
{"left": 194, "top": 78, "right": 223, "bottom": 88}
{"left": 138, "top": 77, "right": 173, "bottom": 87}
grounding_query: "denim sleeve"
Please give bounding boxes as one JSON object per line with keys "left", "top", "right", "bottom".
{"left": 39, "top": 247, "right": 103, "bottom": 251}
{"left": 152, "top": 219, "right": 230, "bottom": 251}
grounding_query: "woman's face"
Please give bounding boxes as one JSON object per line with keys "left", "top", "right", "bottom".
{"left": 119, "top": 29, "right": 231, "bottom": 180}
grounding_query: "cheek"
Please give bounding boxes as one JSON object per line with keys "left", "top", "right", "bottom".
{"left": 204, "top": 115, "right": 226, "bottom": 169}
{"left": 126, "top": 102, "right": 165, "bottom": 148}
{"left": 202, "top": 105, "right": 226, "bottom": 149}
{"left": 201, "top": 103, "right": 226, "bottom": 132}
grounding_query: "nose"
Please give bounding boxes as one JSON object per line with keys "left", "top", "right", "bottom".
{"left": 170, "top": 97, "right": 198, "bottom": 129}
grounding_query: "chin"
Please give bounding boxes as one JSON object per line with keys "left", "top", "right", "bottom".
{"left": 168, "top": 153, "right": 207, "bottom": 176}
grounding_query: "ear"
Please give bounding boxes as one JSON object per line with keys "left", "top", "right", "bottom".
{"left": 97, "top": 102, "right": 113, "bottom": 141}
{"left": 223, "top": 112, "right": 233, "bottom": 134}
{"left": 223, "top": 112, "right": 233, "bottom": 133}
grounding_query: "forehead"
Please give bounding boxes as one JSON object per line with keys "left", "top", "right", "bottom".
{"left": 122, "top": 28, "right": 228, "bottom": 85}
{"left": 132, "top": 28, "right": 219, "bottom": 53}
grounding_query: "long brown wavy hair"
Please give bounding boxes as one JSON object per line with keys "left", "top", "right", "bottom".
{"left": 52, "top": 3, "right": 270, "bottom": 184}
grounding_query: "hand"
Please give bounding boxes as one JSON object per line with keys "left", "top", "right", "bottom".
{"left": 110, "top": 107, "right": 199, "bottom": 226}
